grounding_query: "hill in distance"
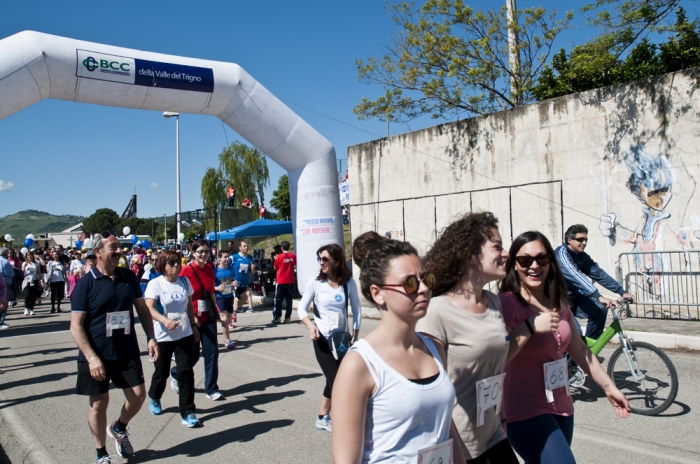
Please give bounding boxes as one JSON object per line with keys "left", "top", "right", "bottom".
{"left": 0, "top": 210, "right": 84, "bottom": 240}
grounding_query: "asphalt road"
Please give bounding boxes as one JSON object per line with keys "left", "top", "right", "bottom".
{"left": 0, "top": 302, "right": 698, "bottom": 464}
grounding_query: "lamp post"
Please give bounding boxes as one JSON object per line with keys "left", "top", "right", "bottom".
{"left": 164, "top": 214, "right": 167, "bottom": 246}
{"left": 163, "top": 111, "right": 181, "bottom": 245}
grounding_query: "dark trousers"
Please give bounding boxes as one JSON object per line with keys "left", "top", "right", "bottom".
{"left": 507, "top": 414, "right": 575, "bottom": 464}
{"left": 228, "top": 196, "right": 235, "bottom": 207}
{"left": 171, "top": 321, "right": 219, "bottom": 395}
{"left": 149, "top": 335, "right": 195, "bottom": 417}
{"left": 571, "top": 294, "right": 608, "bottom": 339}
{"left": 50, "top": 281, "right": 65, "bottom": 309}
{"left": 466, "top": 438, "right": 519, "bottom": 464}
{"left": 23, "top": 283, "right": 40, "bottom": 310}
{"left": 273, "top": 283, "right": 294, "bottom": 319}
{"left": 313, "top": 334, "right": 340, "bottom": 399}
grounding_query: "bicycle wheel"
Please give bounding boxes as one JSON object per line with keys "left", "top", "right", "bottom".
{"left": 607, "top": 341, "right": 678, "bottom": 416}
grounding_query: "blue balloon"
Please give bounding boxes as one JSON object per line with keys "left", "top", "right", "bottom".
{"left": 24, "top": 238, "right": 34, "bottom": 247}
{"left": 131, "top": 235, "right": 139, "bottom": 244}
{"left": 75, "top": 240, "right": 83, "bottom": 249}
{"left": 141, "top": 240, "right": 151, "bottom": 250}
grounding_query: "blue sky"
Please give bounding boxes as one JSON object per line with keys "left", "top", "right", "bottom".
{"left": 1, "top": 0, "right": 697, "bottom": 221}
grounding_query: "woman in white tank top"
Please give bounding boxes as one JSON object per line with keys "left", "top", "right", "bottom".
{"left": 332, "top": 232, "right": 465, "bottom": 464}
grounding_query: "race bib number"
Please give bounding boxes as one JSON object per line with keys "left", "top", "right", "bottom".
{"left": 222, "top": 282, "right": 232, "bottom": 295}
{"left": 417, "top": 439, "right": 453, "bottom": 464}
{"left": 327, "top": 314, "right": 341, "bottom": 331}
{"left": 196, "top": 300, "right": 211, "bottom": 316}
{"left": 106, "top": 311, "right": 131, "bottom": 336}
{"left": 543, "top": 358, "right": 570, "bottom": 403}
{"left": 239, "top": 263, "right": 249, "bottom": 273}
{"left": 475, "top": 373, "right": 506, "bottom": 427}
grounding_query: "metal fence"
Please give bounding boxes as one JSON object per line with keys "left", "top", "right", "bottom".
{"left": 616, "top": 251, "right": 700, "bottom": 320}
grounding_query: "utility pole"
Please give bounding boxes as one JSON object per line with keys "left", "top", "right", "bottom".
{"left": 506, "top": 0, "right": 521, "bottom": 105}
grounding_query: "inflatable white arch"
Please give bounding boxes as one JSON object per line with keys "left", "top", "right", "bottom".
{"left": 0, "top": 30, "right": 343, "bottom": 291}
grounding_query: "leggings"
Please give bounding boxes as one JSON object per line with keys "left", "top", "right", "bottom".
{"left": 50, "top": 281, "right": 65, "bottom": 309}
{"left": 466, "top": 438, "right": 519, "bottom": 464}
{"left": 507, "top": 414, "right": 575, "bottom": 464}
{"left": 312, "top": 334, "right": 340, "bottom": 399}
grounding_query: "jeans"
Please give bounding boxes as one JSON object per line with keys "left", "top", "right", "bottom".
{"left": 171, "top": 321, "right": 219, "bottom": 395}
{"left": 273, "top": 283, "right": 294, "bottom": 320}
{"left": 150, "top": 335, "right": 195, "bottom": 417}
{"left": 570, "top": 294, "right": 608, "bottom": 339}
{"left": 507, "top": 414, "right": 575, "bottom": 464}
{"left": 50, "top": 281, "right": 65, "bottom": 309}
{"left": 23, "top": 283, "right": 40, "bottom": 310}
{"left": 0, "top": 308, "right": 6, "bottom": 325}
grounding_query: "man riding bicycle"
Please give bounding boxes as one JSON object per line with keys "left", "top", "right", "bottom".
{"left": 555, "top": 224, "right": 637, "bottom": 339}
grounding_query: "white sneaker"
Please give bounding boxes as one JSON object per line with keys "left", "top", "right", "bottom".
{"left": 315, "top": 414, "right": 332, "bottom": 432}
{"left": 29, "top": 309, "right": 34, "bottom": 316}
{"left": 246, "top": 308, "right": 253, "bottom": 313}
{"left": 170, "top": 375, "right": 179, "bottom": 394}
{"left": 206, "top": 392, "right": 224, "bottom": 401}
{"left": 0, "top": 323, "right": 9, "bottom": 330}
{"left": 24, "top": 308, "right": 29, "bottom": 316}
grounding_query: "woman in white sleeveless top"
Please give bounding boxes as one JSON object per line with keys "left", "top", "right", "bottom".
{"left": 332, "top": 232, "right": 465, "bottom": 464}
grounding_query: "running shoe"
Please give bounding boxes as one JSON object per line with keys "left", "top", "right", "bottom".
{"left": 50, "top": 307, "right": 56, "bottom": 313}
{"left": 206, "top": 391, "right": 224, "bottom": 401}
{"left": 315, "top": 414, "right": 332, "bottom": 432}
{"left": 149, "top": 398, "right": 163, "bottom": 415}
{"left": 106, "top": 421, "right": 134, "bottom": 459}
{"left": 271, "top": 318, "right": 280, "bottom": 324}
{"left": 224, "top": 340, "right": 236, "bottom": 349}
{"left": 246, "top": 307, "right": 253, "bottom": 313}
{"left": 170, "top": 375, "right": 179, "bottom": 394}
{"left": 0, "top": 324, "right": 10, "bottom": 330}
{"left": 229, "top": 322, "right": 236, "bottom": 329}
{"left": 283, "top": 317, "right": 291, "bottom": 324}
{"left": 94, "top": 455, "right": 117, "bottom": 464}
{"left": 28, "top": 309, "right": 34, "bottom": 316}
{"left": 23, "top": 308, "right": 29, "bottom": 316}
{"left": 181, "top": 412, "right": 203, "bottom": 428}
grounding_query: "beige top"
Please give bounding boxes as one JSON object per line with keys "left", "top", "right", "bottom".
{"left": 416, "top": 291, "right": 509, "bottom": 459}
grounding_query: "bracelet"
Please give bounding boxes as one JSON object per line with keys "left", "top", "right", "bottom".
{"left": 500, "top": 419, "right": 507, "bottom": 424}
{"left": 524, "top": 318, "right": 534, "bottom": 335}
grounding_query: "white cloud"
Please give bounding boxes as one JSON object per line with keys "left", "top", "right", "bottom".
{"left": 0, "top": 180, "right": 14, "bottom": 192}
{"left": 150, "top": 182, "right": 159, "bottom": 190}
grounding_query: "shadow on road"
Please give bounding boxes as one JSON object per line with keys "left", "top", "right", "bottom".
{"left": 132, "top": 419, "right": 295, "bottom": 462}
{"left": 222, "top": 373, "right": 321, "bottom": 397}
{"left": 0, "top": 320, "right": 70, "bottom": 338}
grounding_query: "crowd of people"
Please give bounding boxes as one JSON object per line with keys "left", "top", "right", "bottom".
{"left": 0, "top": 211, "right": 634, "bottom": 464}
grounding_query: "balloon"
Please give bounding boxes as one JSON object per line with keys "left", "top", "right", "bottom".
{"left": 24, "top": 238, "right": 34, "bottom": 247}
{"left": 178, "top": 233, "right": 185, "bottom": 241}
{"left": 4, "top": 234, "right": 11, "bottom": 241}
{"left": 75, "top": 240, "right": 83, "bottom": 249}
{"left": 141, "top": 240, "right": 151, "bottom": 250}
{"left": 123, "top": 227, "right": 131, "bottom": 236}
{"left": 131, "top": 235, "right": 139, "bottom": 244}
{"left": 84, "top": 238, "right": 93, "bottom": 248}
{"left": 26, "top": 234, "right": 34, "bottom": 240}
{"left": 21, "top": 247, "right": 28, "bottom": 254}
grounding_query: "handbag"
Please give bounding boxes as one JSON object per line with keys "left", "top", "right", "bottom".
{"left": 315, "top": 283, "right": 351, "bottom": 362}
{"left": 189, "top": 264, "right": 219, "bottom": 322}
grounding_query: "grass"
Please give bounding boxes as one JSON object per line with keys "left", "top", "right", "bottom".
{"left": 0, "top": 210, "right": 84, "bottom": 242}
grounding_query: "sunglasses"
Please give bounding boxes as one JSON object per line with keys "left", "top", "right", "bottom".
{"left": 166, "top": 259, "right": 180, "bottom": 267}
{"left": 317, "top": 256, "right": 332, "bottom": 264}
{"left": 380, "top": 272, "right": 436, "bottom": 295}
{"left": 194, "top": 249, "right": 210, "bottom": 255}
{"left": 571, "top": 237, "right": 588, "bottom": 243}
{"left": 515, "top": 254, "right": 551, "bottom": 268}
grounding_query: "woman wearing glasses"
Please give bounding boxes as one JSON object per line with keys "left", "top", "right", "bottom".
{"left": 416, "top": 212, "right": 518, "bottom": 463}
{"left": 332, "top": 232, "right": 465, "bottom": 464}
{"left": 178, "top": 240, "right": 224, "bottom": 401}
{"left": 297, "top": 243, "right": 361, "bottom": 432}
{"left": 144, "top": 250, "right": 202, "bottom": 427}
{"left": 498, "top": 231, "right": 630, "bottom": 464}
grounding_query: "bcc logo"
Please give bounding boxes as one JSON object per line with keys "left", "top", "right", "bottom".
{"left": 334, "top": 294, "right": 343, "bottom": 303}
{"left": 82, "top": 56, "right": 130, "bottom": 72}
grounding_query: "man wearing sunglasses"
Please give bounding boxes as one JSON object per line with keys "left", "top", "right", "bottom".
{"left": 555, "top": 224, "right": 636, "bottom": 339}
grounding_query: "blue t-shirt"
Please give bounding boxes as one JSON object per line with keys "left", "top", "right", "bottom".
{"left": 215, "top": 265, "right": 235, "bottom": 299}
{"left": 231, "top": 253, "right": 254, "bottom": 287}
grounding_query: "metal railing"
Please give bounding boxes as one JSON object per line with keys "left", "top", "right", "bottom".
{"left": 616, "top": 251, "right": 700, "bottom": 320}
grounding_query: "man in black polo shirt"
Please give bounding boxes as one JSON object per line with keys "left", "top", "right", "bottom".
{"left": 70, "top": 232, "right": 158, "bottom": 463}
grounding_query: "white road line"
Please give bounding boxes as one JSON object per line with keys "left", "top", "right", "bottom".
{"left": 0, "top": 400, "right": 57, "bottom": 464}
{"left": 576, "top": 431, "right": 698, "bottom": 464}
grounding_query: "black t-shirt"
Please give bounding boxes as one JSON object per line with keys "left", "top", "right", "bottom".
{"left": 71, "top": 267, "right": 143, "bottom": 361}
{"left": 59, "top": 253, "right": 71, "bottom": 265}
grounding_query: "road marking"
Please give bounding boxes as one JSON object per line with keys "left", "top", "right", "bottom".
{"left": 234, "top": 349, "right": 321, "bottom": 374}
{"left": 0, "top": 398, "right": 57, "bottom": 463}
{"left": 576, "top": 431, "right": 698, "bottom": 464}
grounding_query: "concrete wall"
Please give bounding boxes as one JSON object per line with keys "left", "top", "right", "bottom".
{"left": 348, "top": 67, "right": 700, "bottom": 315}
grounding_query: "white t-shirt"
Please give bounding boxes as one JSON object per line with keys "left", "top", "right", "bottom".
{"left": 47, "top": 261, "right": 66, "bottom": 283}
{"left": 297, "top": 278, "right": 362, "bottom": 337}
{"left": 145, "top": 275, "right": 194, "bottom": 342}
{"left": 70, "top": 259, "right": 85, "bottom": 274}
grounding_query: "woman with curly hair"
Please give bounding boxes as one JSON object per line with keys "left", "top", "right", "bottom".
{"left": 498, "top": 231, "right": 629, "bottom": 463}
{"left": 332, "top": 232, "right": 465, "bottom": 464}
{"left": 417, "top": 211, "right": 520, "bottom": 463}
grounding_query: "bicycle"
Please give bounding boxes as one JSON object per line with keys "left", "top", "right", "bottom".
{"left": 568, "top": 297, "right": 679, "bottom": 416}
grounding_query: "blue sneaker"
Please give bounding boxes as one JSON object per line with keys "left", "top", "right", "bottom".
{"left": 181, "top": 412, "right": 202, "bottom": 428}
{"left": 149, "top": 399, "right": 162, "bottom": 415}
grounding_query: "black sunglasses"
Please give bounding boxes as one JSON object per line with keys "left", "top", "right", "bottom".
{"left": 380, "top": 272, "right": 436, "bottom": 295}
{"left": 317, "top": 256, "right": 332, "bottom": 264}
{"left": 166, "top": 259, "right": 180, "bottom": 267}
{"left": 571, "top": 237, "right": 588, "bottom": 243}
{"left": 515, "top": 254, "right": 551, "bottom": 268}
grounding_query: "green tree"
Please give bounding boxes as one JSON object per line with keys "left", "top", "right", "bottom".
{"left": 269, "top": 174, "right": 291, "bottom": 220}
{"left": 201, "top": 141, "right": 270, "bottom": 227}
{"left": 353, "top": 0, "right": 572, "bottom": 122}
{"left": 82, "top": 208, "right": 120, "bottom": 235}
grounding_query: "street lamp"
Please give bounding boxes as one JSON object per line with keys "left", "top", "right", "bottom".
{"left": 163, "top": 111, "right": 181, "bottom": 245}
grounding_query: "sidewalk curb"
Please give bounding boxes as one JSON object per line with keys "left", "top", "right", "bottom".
{"left": 251, "top": 297, "right": 700, "bottom": 350}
